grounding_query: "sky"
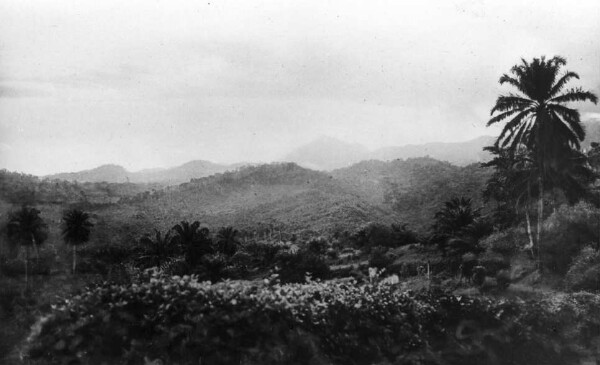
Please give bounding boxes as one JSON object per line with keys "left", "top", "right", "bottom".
{"left": 1, "top": 0, "right": 599, "bottom": 175}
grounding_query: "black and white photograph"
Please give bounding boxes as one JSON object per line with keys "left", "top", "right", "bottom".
{"left": 1, "top": 1, "right": 600, "bottom": 364}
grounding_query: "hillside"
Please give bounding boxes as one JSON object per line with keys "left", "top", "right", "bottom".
{"left": 119, "top": 163, "right": 399, "bottom": 236}
{"left": 332, "top": 157, "right": 493, "bottom": 231}
{"left": 46, "top": 160, "right": 236, "bottom": 185}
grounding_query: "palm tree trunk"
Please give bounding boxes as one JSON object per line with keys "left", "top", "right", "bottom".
{"left": 72, "top": 245, "right": 77, "bottom": 274}
{"left": 525, "top": 182, "right": 535, "bottom": 257}
{"left": 536, "top": 177, "right": 544, "bottom": 271}
{"left": 34, "top": 243, "right": 40, "bottom": 263}
{"left": 25, "top": 246, "right": 30, "bottom": 291}
{"left": 525, "top": 210, "right": 535, "bottom": 257}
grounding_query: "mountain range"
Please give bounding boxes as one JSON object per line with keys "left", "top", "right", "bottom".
{"left": 44, "top": 119, "right": 600, "bottom": 184}
{"left": 46, "top": 135, "right": 496, "bottom": 184}
{"left": 46, "top": 161, "right": 245, "bottom": 185}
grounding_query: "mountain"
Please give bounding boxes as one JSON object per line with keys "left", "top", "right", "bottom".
{"left": 47, "top": 160, "right": 235, "bottom": 185}
{"left": 283, "top": 136, "right": 495, "bottom": 171}
{"left": 46, "top": 164, "right": 131, "bottom": 183}
{"left": 282, "top": 136, "right": 370, "bottom": 170}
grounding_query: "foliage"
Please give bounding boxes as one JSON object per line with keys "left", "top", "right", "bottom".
{"left": 6, "top": 206, "right": 48, "bottom": 250}
{"left": 215, "top": 226, "right": 240, "bottom": 257}
{"left": 62, "top": 209, "right": 94, "bottom": 274}
{"left": 25, "top": 274, "right": 600, "bottom": 365}
{"left": 480, "top": 228, "right": 525, "bottom": 256}
{"left": 171, "top": 221, "right": 213, "bottom": 267}
{"left": 275, "top": 250, "right": 331, "bottom": 283}
{"left": 564, "top": 245, "right": 600, "bottom": 292}
{"left": 138, "top": 229, "right": 177, "bottom": 268}
{"left": 540, "top": 202, "right": 600, "bottom": 274}
{"left": 62, "top": 209, "right": 94, "bottom": 247}
{"left": 488, "top": 55, "right": 597, "bottom": 163}
{"left": 241, "top": 241, "right": 285, "bottom": 268}
{"left": 351, "top": 222, "right": 420, "bottom": 250}
{"left": 368, "top": 246, "right": 394, "bottom": 270}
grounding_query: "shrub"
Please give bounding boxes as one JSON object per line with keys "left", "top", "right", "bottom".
{"left": 472, "top": 266, "right": 486, "bottom": 286}
{"left": 480, "top": 228, "right": 525, "bottom": 256}
{"left": 478, "top": 251, "right": 510, "bottom": 276}
{"left": 276, "top": 251, "right": 331, "bottom": 283}
{"left": 541, "top": 203, "right": 600, "bottom": 274}
{"left": 565, "top": 246, "right": 600, "bottom": 292}
{"left": 496, "top": 269, "right": 511, "bottom": 290}
{"left": 242, "top": 242, "right": 283, "bottom": 268}
{"left": 306, "top": 237, "right": 328, "bottom": 255}
{"left": 79, "top": 244, "right": 136, "bottom": 275}
{"left": 25, "top": 274, "right": 600, "bottom": 365}
{"left": 0, "top": 257, "right": 52, "bottom": 277}
{"left": 368, "top": 246, "right": 393, "bottom": 270}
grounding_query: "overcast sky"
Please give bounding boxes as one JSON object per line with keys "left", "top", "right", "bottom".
{"left": 1, "top": 0, "right": 599, "bottom": 175}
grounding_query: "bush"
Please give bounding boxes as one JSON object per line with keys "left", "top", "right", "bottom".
{"left": 306, "top": 237, "right": 328, "bottom": 255}
{"left": 565, "top": 246, "right": 600, "bottom": 292}
{"left": 478, "top": 251, "right": 510, "bottom": 276}
{"left": 496, "top": 269, "right": 511, "bottom": 290}
{"left": 541, "top": 203, "right": 600, "bottom": 274}
{"left": 472, "top": 266, "right": 486, "bottom": 286}
{"left": 79, "top": 244, "right": 136, "bottom": 275}
{"left": 25, "top": 274, "right": 600, "bottom": 365}
{"left": 480, "top": 228, "right": 525, "bottom": 256}
{"left": 276, "top": 250, "right": 331, "bottom": 283}
{"left": 0, "top": 257, "right": 51, "bottom": 277}
{"left": 368, "top": 247, "right": 393, "bottom": 270}
{"left": 242, "top": 242, "right": 283, "bottom": 268}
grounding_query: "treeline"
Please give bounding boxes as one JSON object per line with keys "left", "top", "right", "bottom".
{"left": 0, "top": 169, "right": 154, "bottom": 206}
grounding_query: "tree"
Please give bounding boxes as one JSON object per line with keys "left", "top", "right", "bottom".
{"left": 433, "top": 197, "right": 479, "bottom": 237}
{"left": 215, "top": 226, "right": 239, "bottom": 257}
{"left": 139, "top": 229, "right": 176, "bottom": 267}
{"left": 62, "top": 209, "right": 94, "bottom": 274}
{"left": 172, "top": 221, "right": 213, "bottom": 266}
{"left": 7, "top": 206, "right": 48, "bottom": 288}
{"left": 432, "top": 197, "right": 482, "bottom": 254}
{"left": 488, "top": 56, "right": 598, "bottom": 258}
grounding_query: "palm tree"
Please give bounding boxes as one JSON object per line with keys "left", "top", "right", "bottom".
{"left": 215, "top": 226, "right": 239, "bottom": 257}
{"left": 62, "top": 209, "right": 93, "bottom": 274}
{"left": 488, "top": 56, "right": 598, "bottom": 253}
{"left": 7, "top": 206, "right": 48, "bottom": 288}
{"left": 171, "top": 221, "right": 213, "bottom": 266}
{"left": 139, "top": 229, "right": 175, "bottom": 267}
{"left": 433, "top": 197, "right": 479, "bottom": 237}
{"left": 483, "top": 145, "right": 537, "bottom": 251}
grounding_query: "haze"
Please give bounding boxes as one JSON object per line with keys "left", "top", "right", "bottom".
{"left": 1, "top": 0, "right": 599, "bottom": 175}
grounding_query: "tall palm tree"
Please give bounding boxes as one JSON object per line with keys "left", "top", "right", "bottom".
{"left": 62, "top": 209, "right": 94, "bottom": 274}
{"left": 488, "top": 56, "right": 598, "bottom": 253}
{"left": 215, "top": 226, "right": 239, "bottom": 257}
{"left": 7, "top": 206, "right": 48, "bottom": 288}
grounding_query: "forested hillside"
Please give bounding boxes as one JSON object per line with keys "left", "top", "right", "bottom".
{"left": 332, "top": 158, "right": 493, "bottom": 231}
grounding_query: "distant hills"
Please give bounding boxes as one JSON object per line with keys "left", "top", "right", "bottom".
{"left": 47, "top": 136, "right": 496, "bottom": 184}
{"left": 282, "top": 136, "right": 371, "bottom": 171}
{"left": 42, "top": 118, "right": 600, "bottom": 185}
{"left": 46, "top": 160, "right": 240, "bottom": 185}
{"left": 282, "top": 135, "right": 495, "bottom": 170}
